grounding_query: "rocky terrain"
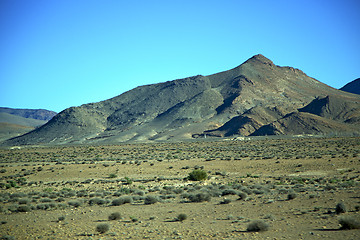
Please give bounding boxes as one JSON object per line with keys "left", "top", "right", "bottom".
{"left": 0, "top": 136, "right": 359, "bottom": 239}
{"left": 3, "top": 54, "right": 360, "bottom": 146}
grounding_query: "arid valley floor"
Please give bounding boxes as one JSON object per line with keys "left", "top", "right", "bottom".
{"left": 0, "top": 136, "right": 359, "bottom": 239}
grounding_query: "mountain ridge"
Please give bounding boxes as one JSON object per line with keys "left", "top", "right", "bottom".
{"left": 340, "top": 78, "right": 360, "bottom": 95}
{"left": 0, "top": 107, "right": 57, "bottom": 121}
{"left": 3, "top": 54, "right": 360, "bottom": 145}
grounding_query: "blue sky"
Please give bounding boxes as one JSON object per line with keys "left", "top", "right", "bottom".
{"left": 1, "top": 0, "right": 359, "bottom": 113}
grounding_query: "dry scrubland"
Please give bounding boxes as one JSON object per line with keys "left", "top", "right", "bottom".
{"left": 0, "top": 137, "right": 359, "bottom": 239}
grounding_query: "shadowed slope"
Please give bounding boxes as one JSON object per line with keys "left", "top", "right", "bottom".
{"left": 340, "top": 78, "right": 360, "bottom": 95}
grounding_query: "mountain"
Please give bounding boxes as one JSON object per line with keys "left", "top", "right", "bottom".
{"left": 0, "top": 112, "right": 47, "bottom": 127}
{"left": 340, "top": 78, "right": 360, "bottom": 95}
{"left": 0, "top": 108, "right": 56, "bottom": 142}
{"left": 0, "top": 107, "right": 57, "bottom": 121}
{"left": 3, "top": 54, "right": 360, "bottom": 145}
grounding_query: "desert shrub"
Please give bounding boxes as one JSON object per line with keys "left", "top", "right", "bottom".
{"left": 109, "top": 173, "right": 117, "bottom": 178}
{"left": 246, "top": 220, "right": 269, "bottom": 232}
{"left": 48, "top": 193, "right": 58, "bottom": 199}
{"left": 10, "top": 192, "right": 27, "bottom": 199}
{"left": 135, "top": 190, "right": 145, "bottom": 196}
{"left": 173, "top": 188, "right": 184, "bottom": 194}
{"left": 220, "top": 198, "right": 232, "bottom": 204}
{"left": 17, "top": 205, "right": 31, "bottom": 212}
{"left": 177, "top": 213, "right": 187, "bottom": 222}
{"left": 56, "top": 197, "right": 65, "bottom": 202}
{"left": 130, "top": 216, "right": 138, "bottom": 222}
{"left": 62, "top": 191, "right": 76, "bottom": 198}
{"left": 132, "top": 195, "right": 145, "bottom": 201}
{"left": 89, "top": 197, "right": 107, "bottom": 206}
{"left": 57, "top": 203, "right": 67, "bottom": 209}
{"left": 339, "top": 216, "right": 360, "bottom": 230}
{"left": 144, "top": 195, "right": 159, "bottom": 205}
{"left": 113, "top": 191, "right": 123, "bottom": 197}
{"left": 336, "top": 202, "right": 347, "bottom": 214}
{"left": 68, "top": 200, "right": 82, "bottom": 208}
{"left": 108, "top": 212, "right": 121, "bottom": 220}
{"left": 187, "top": 192, "right": 211, "bottom": 202}
{"left": 240, "top": 187, "right": 252, "bottom": 195}
{"left": 18, "top": 198, "right": 30, "bottom": 205}
{"left": 111, "top": 196, "right": 133, "bottom": 206}
{"left": 7, "top": 204, "right": 19, "bottom": 212}
{"left": 287, "top": 193, "right": 297, "bottom": 200}
{"left": 76, "top": 190, "right": 88, "bottom": 197}
{"left": 221, "top": 189, "right": 238, "bottom": 196}
{"left": 36, "top": 203, "right": 50, "bottom": 210}
{"left": 237, "top": 192, "right": 248, "bottom": 200}
{"left": 188, "top": 170, "right": 208, "bottom": 181}
{"left": 58, "top": 216, "right": 66, "bottom": 222}
{"left": 124, "top": 177, "right": 133, "bottom": 185}
{"left": 96, "top": 223, "right": 110, "bottom": 234}
{"left": 0, "top": 235, "right": 15, "bottom": 240}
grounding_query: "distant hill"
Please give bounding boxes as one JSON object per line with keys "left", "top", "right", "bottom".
{"left": 0, "top": 107, "right": 56, "bottom": 121}
{"left": 340, "top": 78, "right": 360, "bottom": 95}
{"left": 3, "top": 54, "right": 360, "bottom": 145}
{"left": 0, "top": 108, "right": 56, "bottom": 142}
{"left": 0, "top": 112, "right": 47, "bottom": 127}
{"left": 0, "top": 122, "right": 34, "bottom": 142}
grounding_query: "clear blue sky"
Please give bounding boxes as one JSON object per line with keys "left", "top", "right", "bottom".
{"left": 1, "top": 0, "right": 359, "bottom": 113}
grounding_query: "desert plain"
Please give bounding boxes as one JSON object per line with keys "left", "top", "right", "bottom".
{"left": 0, "top": 136, "right": 359, "bottom": 239}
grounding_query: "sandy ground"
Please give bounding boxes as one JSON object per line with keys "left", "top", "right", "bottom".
{"left": 0, "top": 136, "right": 359, "bottom": 239}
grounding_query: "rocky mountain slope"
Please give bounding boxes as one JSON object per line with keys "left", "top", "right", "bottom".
{"left": 4, "top": 54, "right": 360, "bottom": 145}
{"left": 340, "top": 78, "right": 360, "bottom": 95}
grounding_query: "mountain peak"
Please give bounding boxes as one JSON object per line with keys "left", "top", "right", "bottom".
{"left": 245, "top": 54, "right": 274, "bottom": 66}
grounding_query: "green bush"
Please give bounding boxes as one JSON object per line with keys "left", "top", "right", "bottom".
{"left": 336, "top": 202, "right": 346, "bottom": 214}
{"left": 237, "top": 192, "right": 248, "bottom": 200}
{"left": 144, "top": 195, "right": 159, "bottom": 205}
{"left": 188, "top": 170, "right": 208, "bottom": 181}
{"left": 89, "top": 197, "right": 107, "bottom": 206}
{"left": 18, "top": 198, "right": 31, "bottom": 205}
{"left": 246, "top": 220, "right": 269, "bottom": 232}
{"left": 177, "top": 213, "right": 187, "bottom": 222}
{"left": 130, "top": 216, "right": 138, "bottom": 222}
{"left": 339, "top": 216, "right": 360, "bottom": 229}
{"left": 287, "top": 193, "right": 297, "bottom": 200}
{"left": 108, "top": 212, "right": 121, "bottom": 220}
{"left": 112, "top": 196, "right": 133, "bottom": 206}
{"left": 17, "top": 205, "right": 31, "bottom": 212}
{"left": 221, "top": 189, "right": 238, "bottom": 196}
{"left": 220, "top": 198, "right": 232, "bottom": 204}
{"left": 187, "top": 192, "right": 211, "bottom": 202}
{"left": 68, "top": 200, "right": 82, "bottom": 208}
{"left": 96, "top": 223, "right": 110, "bottom": 234}
{"left": 124, "top": 177, "right": 133, "bottom": 185}
{"left": 109, "top": 173, "right": 117, "bottom": 178}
